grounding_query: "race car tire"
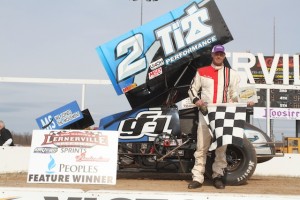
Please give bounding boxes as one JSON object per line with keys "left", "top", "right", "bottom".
{"left": 205, "top": 136, "right": 257, "bottom": 185}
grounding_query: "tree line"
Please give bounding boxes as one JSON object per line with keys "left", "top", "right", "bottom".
{"left": 11, "top": 132, "right": 32, "bottom": 146}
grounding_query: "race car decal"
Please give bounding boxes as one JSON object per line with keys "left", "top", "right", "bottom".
{"left": 96, "top": 0, "right": 233, "bottom": 96}
{"left": 99, "top": 107, "right": 181, "bottom": 142}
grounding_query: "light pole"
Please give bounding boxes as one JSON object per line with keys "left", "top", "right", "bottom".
{"left": 131, "top": 0, "right": 159, "bottom": 26}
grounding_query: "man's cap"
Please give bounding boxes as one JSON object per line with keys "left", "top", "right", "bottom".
{"left": 212, "top": 44, "right": 225, "bottom": 53}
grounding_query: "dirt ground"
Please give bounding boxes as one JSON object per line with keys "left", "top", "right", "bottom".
{"left": 1, "top": 172, "right": 300, "bottom": 196}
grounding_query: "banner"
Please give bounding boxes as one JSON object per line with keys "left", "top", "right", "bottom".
{"left": 36, "top": 101, "right": 83, "bottom": 130}
{"left": 27, "top": 130, "right": 119, "bottom": 185}
{"left": 254, "top": 107, "right": 300, "bottom": 120}
{"left": 96, "top": 0, "right": 233, "bottom": 97}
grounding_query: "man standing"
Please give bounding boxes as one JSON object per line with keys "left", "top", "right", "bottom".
{"left": 187, "top": 44, "right": 250, "bottom": 189}
{"left": 0, "top": 120, "right": 14, "bottom": 146}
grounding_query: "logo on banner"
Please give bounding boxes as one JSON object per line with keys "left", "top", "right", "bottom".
{"left": 46, "top": 155, "right": 56, "bottom": 174}
{"left": 42, "top": 131, "right": 108, "bottom": 148}
{"left": 36, "top": 101, "right": 83, "bottom": 130}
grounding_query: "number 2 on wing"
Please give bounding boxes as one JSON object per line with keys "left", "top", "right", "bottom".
{"left": 116, "top": 34, "right": 146, "bottom": 82}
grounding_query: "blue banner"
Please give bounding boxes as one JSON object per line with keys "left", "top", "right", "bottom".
{"left": 36, "top": 101, "right": 83, "bottom": 130}
{"left": 96, "top": 0, "right": 233, "bottom": 96}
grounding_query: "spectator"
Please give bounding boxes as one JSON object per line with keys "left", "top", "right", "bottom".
{"left": 0, "top": 120, "right": 14, "bottom": 146}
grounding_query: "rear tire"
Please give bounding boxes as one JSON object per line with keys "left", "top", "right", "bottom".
{"left": 205, "top": 136, "right": 257, "bottom": 185}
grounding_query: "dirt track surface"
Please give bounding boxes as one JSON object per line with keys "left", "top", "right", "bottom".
{"left": 1, "top": 172, "right": 300, "bottom": 196}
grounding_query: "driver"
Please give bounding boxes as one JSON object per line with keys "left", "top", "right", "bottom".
{"left": 187, "top": 44, "right": 254, "bottom": 189}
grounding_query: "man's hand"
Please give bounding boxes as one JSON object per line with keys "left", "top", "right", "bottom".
{"left": 195, "top": 99, "right": 208, "bottom": 115}
{"left": 195, "top": 99, "right": 207, "bottom": 107}
{"left": 247, "top": 101, "right": 255, "bottom": 107}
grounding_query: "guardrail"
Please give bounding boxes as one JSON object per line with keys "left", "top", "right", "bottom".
{"left": 1, "top": 146, "right": 300, "bottom": 177}
{"left": 1, "top": 76, "right": 300, "bottom": 136}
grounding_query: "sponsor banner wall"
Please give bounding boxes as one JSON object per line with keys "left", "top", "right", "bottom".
{"left": 27, "top": 130, "right": 119, "bottom": 185}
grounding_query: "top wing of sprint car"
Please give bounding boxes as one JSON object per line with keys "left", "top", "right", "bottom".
{"left": 96, "top": 0, "right": 233, "bottom": 110}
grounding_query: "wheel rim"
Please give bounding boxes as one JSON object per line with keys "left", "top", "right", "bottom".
{"left": 226, "top": 145, "right": 245, "bottom": 172}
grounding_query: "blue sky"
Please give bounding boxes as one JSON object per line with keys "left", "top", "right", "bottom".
{"left": 0, "top": 0, "right": 299, "bottom": 140}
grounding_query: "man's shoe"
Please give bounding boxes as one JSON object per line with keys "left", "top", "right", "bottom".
{"left": 213, "top": 177, "right": 225, "bottom": 189}
{"left": 188, "top": 181, "right": 202, "bottom": 189}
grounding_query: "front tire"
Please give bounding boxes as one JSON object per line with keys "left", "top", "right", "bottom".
{"left": 205, "top": 136, "right": 257, "bottom": 185}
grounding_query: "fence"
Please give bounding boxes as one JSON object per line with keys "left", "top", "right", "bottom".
{"left": 1, "top": 76, "right": 300, "bottom": 136}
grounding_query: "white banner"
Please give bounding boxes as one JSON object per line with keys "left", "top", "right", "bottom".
{"left": 27, "top": 130, "right": 119, "bottom": 185}
{"left": 254, "top": 107, "right": 300, "bottom": 120}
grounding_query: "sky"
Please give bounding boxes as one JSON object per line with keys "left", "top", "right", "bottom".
{"left": 0, "top": 0, "right": 299, "bottom": 140}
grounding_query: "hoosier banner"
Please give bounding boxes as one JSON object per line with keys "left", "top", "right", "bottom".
{"left": 96, "top": 0, "right": 233, "bottom": 96}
